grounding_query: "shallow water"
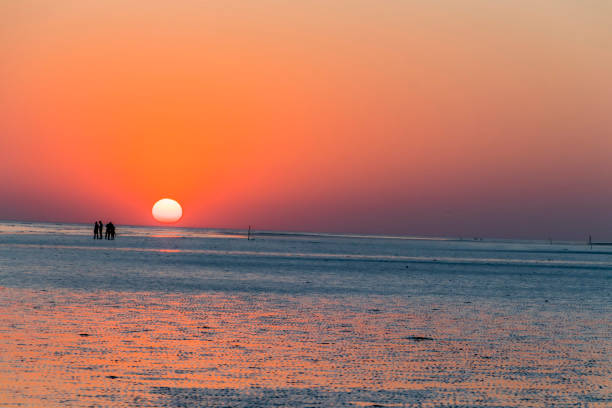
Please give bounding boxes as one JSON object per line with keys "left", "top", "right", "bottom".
{"left": 0, "top": 222, "right": 610, "bottom": 407}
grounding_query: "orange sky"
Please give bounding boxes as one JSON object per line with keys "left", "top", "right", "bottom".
{"left": 1, "top": 1, "right": 611, "bottom": 239}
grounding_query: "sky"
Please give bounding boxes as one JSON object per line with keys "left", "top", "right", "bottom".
{"left": 1, "top": 1, "right": 611, "bottom": 240}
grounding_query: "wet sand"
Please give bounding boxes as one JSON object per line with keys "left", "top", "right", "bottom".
{"left": 0, "top": 222, "right": 610, "bottom": 407}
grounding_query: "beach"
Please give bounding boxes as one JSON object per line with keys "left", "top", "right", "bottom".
{"left": 0, "top": 221, "right": 610, "bottom": 407}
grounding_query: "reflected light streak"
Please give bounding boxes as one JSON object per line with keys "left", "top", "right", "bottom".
{"left": 0, "top": 287, "right": 609, "bottom": 407}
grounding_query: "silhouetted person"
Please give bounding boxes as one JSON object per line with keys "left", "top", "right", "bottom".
{"left": 98, "top": 221, "right": 103, "bottom": 239}
{"left": 93, "top": 221, "right": 99, "bottom": 239}
{"left": 108, "top": 222, "right": 115, "bottom": 240}
{"left": 105, "top": 222, "right": 110, "bottom": 240}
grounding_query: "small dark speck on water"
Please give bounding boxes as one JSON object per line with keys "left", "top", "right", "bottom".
{"left": 406, "top": 336, "right": 434, "bottom": 341}
{"left": 79, "top": 333, "right": 90, "bottom": 337}
{"left": 106, "top": 375, "right": 119, "bottom": 379}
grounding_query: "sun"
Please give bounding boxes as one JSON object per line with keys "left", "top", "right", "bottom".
{"left": 152, "top": 198, "right": 183, "bottom": 223}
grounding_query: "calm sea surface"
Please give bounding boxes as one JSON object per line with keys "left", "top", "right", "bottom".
{"left": 0, "top": 221, "right": 610, "bottom": 407}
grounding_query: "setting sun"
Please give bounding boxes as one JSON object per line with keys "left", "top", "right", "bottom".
{"left": 152, "top": 198, "right": 182, "bottom": 223}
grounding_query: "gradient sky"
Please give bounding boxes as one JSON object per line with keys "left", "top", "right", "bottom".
{"left": 1, "top": 1, "right": 611, "bottom": 239}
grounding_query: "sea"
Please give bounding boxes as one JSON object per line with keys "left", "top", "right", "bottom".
{"left": 0, "top": 221, "right": 609, "bottom": 407}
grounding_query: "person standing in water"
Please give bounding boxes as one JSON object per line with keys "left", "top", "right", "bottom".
{"left": 98, "top": 221, "right": 103, "bottom": 239}
{"left": 108, "top": 222, "right": 115, "bottom": 240}
{"left": 93, "top": 221, "right": 99, "bottom": 239}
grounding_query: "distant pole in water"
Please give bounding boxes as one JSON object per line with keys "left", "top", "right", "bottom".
{"left": 589, "top": 234, "right": 592, "bottom": 249}
{"left": 247, "top": 225, "right": 251, "bottom": 241}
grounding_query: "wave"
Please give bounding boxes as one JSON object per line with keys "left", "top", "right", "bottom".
{"left": 6, "top": 243, "right": 612, "bottom": 271}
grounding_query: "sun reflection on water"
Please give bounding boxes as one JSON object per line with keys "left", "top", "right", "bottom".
{"left": 0, "top": 288, "right": 609, "bottom": 407}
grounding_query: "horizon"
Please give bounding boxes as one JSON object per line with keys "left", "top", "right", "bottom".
{"left": 2, "top": 1, "right": 611, "bottom": 240}
{"left": 0, "top": 217, "right": 598, "bottom": 244}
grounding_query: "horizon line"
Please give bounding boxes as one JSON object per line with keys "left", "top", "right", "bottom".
{"left": 0, "top": 217, "right": 593, "bottom": 245}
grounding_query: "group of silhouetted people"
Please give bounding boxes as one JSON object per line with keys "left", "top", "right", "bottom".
{"left": 93, "top": 221, "right": 116, "bottom": 240}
